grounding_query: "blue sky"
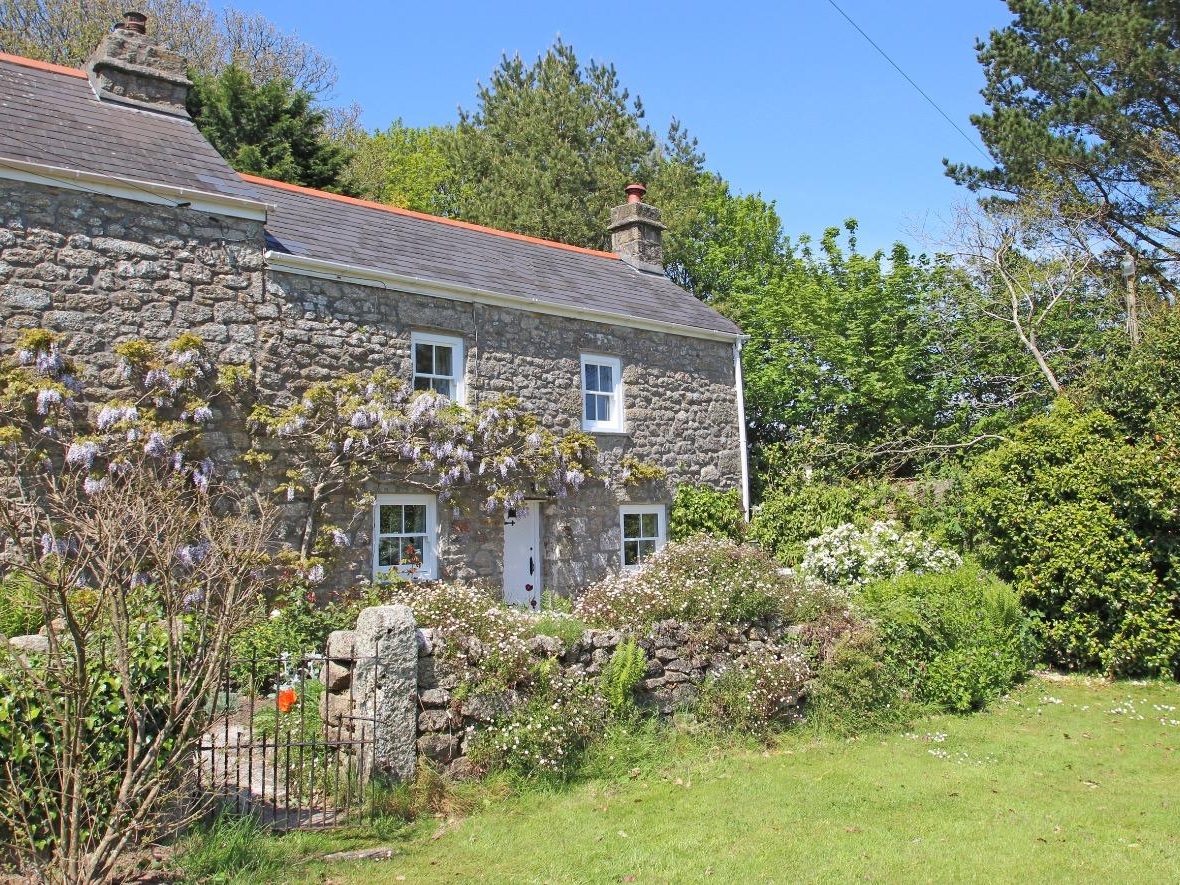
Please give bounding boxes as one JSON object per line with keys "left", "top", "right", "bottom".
{"left": 225, "top": 0, "right": 1014, "bottom": 253}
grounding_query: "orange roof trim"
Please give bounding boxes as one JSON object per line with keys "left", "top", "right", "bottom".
{"left": 0, "top": 51, "right": 87, "bottom": 79}
{"left": 239, "top": 174, "right": 620, "bottom": 261}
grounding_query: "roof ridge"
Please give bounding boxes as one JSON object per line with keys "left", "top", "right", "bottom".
{"left": 238, "top": 173, "right": 620, "bottom": 261}
{"left": 0, "top": 51, "right": 87, "bottom": 80}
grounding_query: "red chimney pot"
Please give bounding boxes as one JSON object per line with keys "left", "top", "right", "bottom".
{"left": 625, "top": 183, "right": 646, "bottom": 204}
{"left": 121, "top": 11, "right": 148, "bottom": 34}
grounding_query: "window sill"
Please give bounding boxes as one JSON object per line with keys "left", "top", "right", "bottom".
{"left": 582, "top": 427, "right": 631, "bottom": 437}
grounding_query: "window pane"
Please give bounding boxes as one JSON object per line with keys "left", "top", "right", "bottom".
{"left": 595, "top": 394, "right": 611, "bottom": 423}
{"left": 623, "top": 540, "right": 639, "bottom": 566}
{"left": 598, "top": 364, "right": 612, "bottom": 391}
{"left": 403, "top": 505, "right": 426, "bottom": 534}
{"left": 638, "top": 539, "right": 656, "bottom": 562}
{"left": 415, "top": 343, "right": 433, "bottom": 374}
{"left": 378, "top": 537, "right": 398, "bottom": 567}
{"left": 584, "top": 363, "right": 598, "bottom": 392}
{"left": 400, "top": 536, "right": 425, "bottom": 567}
{"left": 379, "top": 505, "right": 399, "bottom": 535}
{"left": 622, "top": 513, "right": 640, "bottom": 538}
{"left": 434, "top": 345, "right": 452, "bottom": 376}
{"left": 432, "top": 378, "right": 452, "bottom": 397}
{"left": 413, "top": 377, "right": 431, "bottom": 392}
{"left": 641, "top": 513, "right": 658, "bottom": 538}
{"left": 585, "top": 393, "right": 597, "bottom": 421}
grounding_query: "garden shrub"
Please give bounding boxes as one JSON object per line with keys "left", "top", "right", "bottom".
{"left": 805, "top": 626, "right": 914, "bottom": 735}
{"left": 0, "top": 614, "right": 175, "bottom": 858}
{"left": 697, "top": 648, "right": 810, "bottom": 734}
{"left": 0, "top": 572, "right": 41, "bottom": 638}
{"left": 798, "top": 520, "right": 961, "bottom": 592}
{"left": 574, "top": 538, "right": 813, "bottom": 632}
{"left": 669, "top": 483, "right": 745, "bottom": 542}
{"left": 230, "top": 581, "right": 393, "bottom": 686}
{"left": 600, "top": 638, "right": 647, "bottom": 718}
{"left": 858, "top": 563, "right": 1038, "bottom": 712}
{"left": 749, "top": 479, "right": 896, "bottom": 564}
{"left": 468, "top": 665, "right": 604, "bottom": 778}
{"left": 964, "top": 399, "right": 1180, "bottom": 677}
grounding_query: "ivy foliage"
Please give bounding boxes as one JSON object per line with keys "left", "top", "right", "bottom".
{"left": 669, "top": 483, "right": 744, "bottom": 543}
{"left": 964, "top": 398, "right": 1180, "bottom": 677}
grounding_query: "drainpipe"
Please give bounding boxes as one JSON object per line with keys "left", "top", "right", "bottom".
{"left": 733, "top": 337, "right": 751, "bottom": 519}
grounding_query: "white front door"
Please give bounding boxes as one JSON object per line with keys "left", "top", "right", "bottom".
{"left": 502, "top": 502, "right": 541, "bottom": 608}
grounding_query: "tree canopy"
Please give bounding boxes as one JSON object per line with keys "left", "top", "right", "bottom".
{"left": 186, "top": 65, "right": 348, "bottom": 190}
{"left": 947, "top": 0, "right": 1180, "bottom": 295}
{"left": 0, "top": 0, "right": 337, "bottom": 95}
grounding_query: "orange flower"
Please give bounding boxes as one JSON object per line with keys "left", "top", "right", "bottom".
{"left": 277, "top": 687, "right": 297, "bottom": 713}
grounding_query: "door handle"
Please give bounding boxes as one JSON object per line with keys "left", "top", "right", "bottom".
{"left": 529, "top": 556, "right": 535, "bottom": 575}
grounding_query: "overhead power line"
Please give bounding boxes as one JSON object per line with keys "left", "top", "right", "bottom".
{"left": 823, "top": 0, "right": 992, "bottom": 162}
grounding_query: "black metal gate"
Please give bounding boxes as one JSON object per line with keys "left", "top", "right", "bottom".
{"left": 195, "top": 643, "right": 383, "bottom": 829}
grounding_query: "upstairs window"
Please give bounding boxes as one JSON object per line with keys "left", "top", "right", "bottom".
{"left": 619, "top": 505, "right": 666, "bottom": 569}
{"left": 412, "top": 332, "right": 464, "bottom": 403}
{"left": 373, "top": 494, "right": 437, "bottom": 579}
{"left": 581, "top": 354, "right": 623, "bottom": 432}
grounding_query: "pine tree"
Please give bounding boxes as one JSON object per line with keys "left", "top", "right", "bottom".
{"left": 947, "top": 1, "right": 1180, "bottom": 292}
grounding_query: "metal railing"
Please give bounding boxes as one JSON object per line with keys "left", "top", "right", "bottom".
{"left": 194, "top": 642, "right": 384, "bottom": 829}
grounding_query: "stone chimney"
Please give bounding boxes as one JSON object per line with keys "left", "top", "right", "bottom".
{"left": 85, "top": 11, "right": 192, "bottom": 117}
{"left": 608, "top": 183, "right": 666, "bottom": 274}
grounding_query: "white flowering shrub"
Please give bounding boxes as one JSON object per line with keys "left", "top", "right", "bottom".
{"left": 698, "top": 648, "right": 811, "bottom": 734}
{"left": 575, "top": 537, "right": 810, "bottom": 632}
{"left": 798, "top": 521, "right": 961, "bottom": 591}
{"left": 468, "top": 666, "right": 605, "bottom": 777}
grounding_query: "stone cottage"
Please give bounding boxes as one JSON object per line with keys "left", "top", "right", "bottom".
{"left": 0, "top": 14, "right": 748, "bottom": 600}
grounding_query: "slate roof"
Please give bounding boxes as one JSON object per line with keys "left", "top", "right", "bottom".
{"left": 0, "top": 54, "right": 250, "bottom": 198}
{"left": 245, "top": 176, "right": 742, "bottom": 337}
{"left": 0, "top": 53, "right": 741, "bottom": 338}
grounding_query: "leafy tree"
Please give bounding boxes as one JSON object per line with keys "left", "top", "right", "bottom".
{"left": 339, "top": 120, "right": 454, "bottom": 212}
{"left": 662, "top": 176, "right": 785, "bottom": 305}
{"left": 948, "top": 0, "right": 1180, "bottom": 296}
{"left": 964, "top": 398, "right": 1180, "bottom": 677}
{"left": 446, "top": 40, "right": 661, "bottom": 249}
{"left": 734, "top": 224, "right": 952, "bottom": 468}
{"left": 187, "top": 64, "right": 348, "bottom": 190}
{"left": 0, "top": 0, "right": 336, "bottom": 95}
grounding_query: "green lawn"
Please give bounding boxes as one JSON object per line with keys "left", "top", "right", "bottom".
{"left": 317, "top": 677, "right": 1180, "bottom": 884}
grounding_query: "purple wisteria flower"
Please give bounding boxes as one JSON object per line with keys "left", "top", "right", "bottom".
{"left": 175, "top": 540, "right": 211, "bottom": 568}
{"left": 144, "top": 432, "right": 169, "bottom": 458}
{"left": 83, "top": 475, "right": 108, "bottom": 496}
{"left": 66, "top": 440, "right": 100, "bottom": 469}
{"left": 330, "top": 529, "right": 351, "bottom": 548}
{"left": 36, "top": 388, "right": 62, "bottom": 414}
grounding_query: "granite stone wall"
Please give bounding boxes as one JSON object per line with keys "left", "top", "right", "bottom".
{"left": 412, "top": 617, "right": 808, "bottom": 777}
{"left": 0, "top": 179, "right": 743, "bottom": 593}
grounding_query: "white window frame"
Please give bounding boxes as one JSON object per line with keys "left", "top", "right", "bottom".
{"left": 372, "top": 494, "right": 438, "bottom": 580}
{"left": 619, "top": 504, "right": 666, "bottom": 570}
{"left": 411, "top": 331, "right": 465, "bottom": 404}
{"left": 580, "top": 353, "right": 624, "bottom": 433}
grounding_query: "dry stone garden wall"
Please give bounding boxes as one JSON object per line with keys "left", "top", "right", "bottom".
{"left": 412, "top": 617, "right": 808, "bottom": 776}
